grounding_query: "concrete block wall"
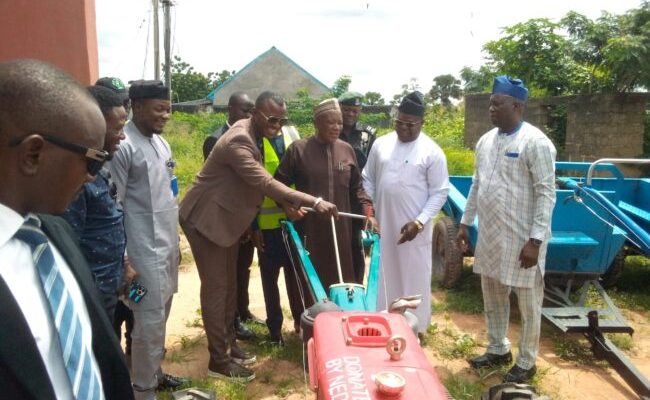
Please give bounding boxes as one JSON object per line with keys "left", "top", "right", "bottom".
{"left": 464, "top": 93, "right": 649, "bottom": 160}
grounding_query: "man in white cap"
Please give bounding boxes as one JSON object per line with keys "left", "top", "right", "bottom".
{"left": 276, "top": 98, "right": 377, "bottom": 296}
{"left": 457, "top": 76, "right": 556, "bottom": 383}
{"left": 362, "top": 91, "right": 449, "bottom": 336}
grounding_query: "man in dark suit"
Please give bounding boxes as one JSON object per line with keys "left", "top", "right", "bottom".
{"left": 0, "top": 59, "right": 134, "bottom": 400}
{"left": 180, "top": 91, "right": 338, "bottom": 382}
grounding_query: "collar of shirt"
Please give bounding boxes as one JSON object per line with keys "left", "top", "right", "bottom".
{"left": 0, "top": 202, "right": 27, "bottom": 248}
{"left": 498, "top": 121, "right": 524, "bottom": 136}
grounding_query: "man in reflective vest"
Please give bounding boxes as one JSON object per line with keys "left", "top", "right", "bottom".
{"left": 252, "top": 125, "right": 304, "bottom": 346}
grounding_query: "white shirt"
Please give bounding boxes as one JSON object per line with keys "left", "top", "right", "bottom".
{"left": 362, "top": 132, "right": 449, "bottom": 330}
{"left": 461, "top": 122, "right": 556, "bottom": 287}
{"left": 0, "top": 203, "right": 104, "bottom": 399}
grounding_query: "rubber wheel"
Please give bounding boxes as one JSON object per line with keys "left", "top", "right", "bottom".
{"left": 432, "top": 216, "right": 463, "bottom": 288}
{"left": 601, "top": 250, "right": 626, "bottom": 288}
{"left": 481, "top": 383, "right": 548, "bottom": 400}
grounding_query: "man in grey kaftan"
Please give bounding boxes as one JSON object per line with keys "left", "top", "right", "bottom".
{"left": 109, "top": 80, "right": 182, "bottom": 399}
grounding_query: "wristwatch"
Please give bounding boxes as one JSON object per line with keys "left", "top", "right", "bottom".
{"left": 413, "top": 220, "right": 424, "bottom": 232}
{"left": 529, "top": 238, "right": 542, "bottom": 247}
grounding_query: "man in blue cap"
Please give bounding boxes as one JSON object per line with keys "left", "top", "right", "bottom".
{"left": 457, "top": 76, "right": 556, "bottom": 383}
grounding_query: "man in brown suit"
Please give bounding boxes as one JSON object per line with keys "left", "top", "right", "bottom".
{"left": 179, "top": 91, "right": 337, "bottom": 382}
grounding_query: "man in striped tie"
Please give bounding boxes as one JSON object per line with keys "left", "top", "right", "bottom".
{"left": 0, "top": 59, "right": 134, "bottom": 399}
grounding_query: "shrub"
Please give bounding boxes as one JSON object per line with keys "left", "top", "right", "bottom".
{"left": 165, "top": 112, "right": 226, "bottom": 199}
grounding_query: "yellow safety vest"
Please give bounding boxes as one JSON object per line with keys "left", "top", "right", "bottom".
{"left": 258, "top": 129, "right": 297, "bottom": 230}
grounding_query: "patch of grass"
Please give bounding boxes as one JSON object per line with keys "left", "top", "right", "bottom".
{"left": 274, "top": 377, "right": 297, "bottom": 397}
{"left": 607, "top": 333, "right": 635, "bottom": 353}
{"left": 165, "top": 333, "right": 203, "bottom": 363}
{"left": 608, "top": 256, "right": 650, "bottom": 312}
{"left": 242, "top": 323, "right": 304, "bottom": 365}
{"left": 432, "top": 266, "right": 484, "bottom": 314}
{"left": 179, "top": 334, "right": 203, "bottom": 350}
{"left": 165, "top": 112, "right": 226, "bottom": 200}
{"left": 445, "top": 147, "right": 476, "bottom": 176}
{"left": 443, "top": 374, "right": 484, "bottom": 400}
{"left": 425, "top": 320, "right": 479, "bottom": 360}
{"left": 185, "top": 308, "right": 204, "bottom": 329}
{"left": 549, "top": 332, "right": 607, "bottom": 367}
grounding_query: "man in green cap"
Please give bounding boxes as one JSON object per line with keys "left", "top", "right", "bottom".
{"left": 337, "top": 91, "right": 376, "bottom": 170}
{"left": 338, "top": 92, "right": 377, "bottom": 283}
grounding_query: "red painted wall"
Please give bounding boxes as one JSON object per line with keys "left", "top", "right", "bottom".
{"left": 0, "top": 0, "right": 99, "bottom": 84}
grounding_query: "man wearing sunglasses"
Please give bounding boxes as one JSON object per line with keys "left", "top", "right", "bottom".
{"left": 0, "top": 59, "right": 134, "bottom": 399}
{"left": 180, "top": 91, "right": 338, "bottom": 382}
{"left": 362, "top": 91, "right": 450, "bottom": 336}
{"left": 109, "top": 80, "right": 185, "bottom": 399}
{"left": 61, "top": 85, "right": 131, "bottom": 327}
{"left": 203, "top": 92, "right": 260, "bottom": 344}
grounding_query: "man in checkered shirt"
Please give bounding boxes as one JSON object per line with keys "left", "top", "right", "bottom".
{"left": 457, "top": 76, "right": 556, "bottom": 384}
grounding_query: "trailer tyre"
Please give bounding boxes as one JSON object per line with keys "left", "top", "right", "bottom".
{"left": 601, "top": 250, "right": 626, "bottom": 288}
{"left": 481, "top": 383, "right": 549, "bottom": 400}
{"left": 432, "top": 216, "right": 463, "bottom": 289}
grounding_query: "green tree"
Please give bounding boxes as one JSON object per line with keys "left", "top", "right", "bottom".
{"left": 429, "top": 74, "right": 462, "bottom": 107}
{"left": 364, "top": 91, "right": 385, "bottom": 105}
{"left": 483, "top": 18, "right": 575, "bottom": 96}
{"left": 459, "top": 65, "right": 496, "bottom": 94}
{"left": 330, "top": 75, "right": 352, "bottom": 97}
{"left": 169, "top": 56, "right": 234, "bottom": 102}
{"left": 474, "top": 3, "right": 650, "bottom": 96}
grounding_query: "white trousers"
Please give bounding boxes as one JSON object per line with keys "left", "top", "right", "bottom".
{"left": 481, "top": 272, "right": 543, "bottom": 369}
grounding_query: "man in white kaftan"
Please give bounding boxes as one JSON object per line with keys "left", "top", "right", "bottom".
{"left": 109, "top": 80, "right": 183, "bottom": 399}
{"left": 363, "top": 91, "right": 449, "bottom": 333}
{"left": 458, "top": 76, "right": 556, "bottom": 384}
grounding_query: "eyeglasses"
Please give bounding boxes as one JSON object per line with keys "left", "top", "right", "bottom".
{"left": 394, "top": 119, "right": 422, "bottom": 129}
{"left": 9, "top": 133, "right": 109, "bottom": 176}
{"left": 259, "top": 110, "right": 289, "bottom": 126}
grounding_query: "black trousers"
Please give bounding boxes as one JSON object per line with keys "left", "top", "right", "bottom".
{"left": 113, "top": 300, "right": 134, "bottom": 354}
{"left": 259, "top": 228, "right": 304, "bottom": 336}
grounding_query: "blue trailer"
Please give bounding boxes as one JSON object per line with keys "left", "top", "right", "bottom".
{"left": 432, "top": 160, "right": 650, "bottom": 398}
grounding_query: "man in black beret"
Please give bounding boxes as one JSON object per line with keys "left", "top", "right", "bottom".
{"left": 109, "top": 79, "right": 186, "bottom": 399}
{"left": 362, "top": 91, "right": 450, "bottom": 337}
{"left": 337, "top": 91, "right": 377, "bottom": 283}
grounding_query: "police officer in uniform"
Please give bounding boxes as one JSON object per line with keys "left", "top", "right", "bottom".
{"left": 337, "top": 91, "right": 377, "bottom": 283}
{"left": 338, "top": 91, "right": 376, "bottom": 170}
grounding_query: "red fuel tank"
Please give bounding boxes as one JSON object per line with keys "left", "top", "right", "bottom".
{"left": 307, "top": 312, "right": 449, "bottom": 399}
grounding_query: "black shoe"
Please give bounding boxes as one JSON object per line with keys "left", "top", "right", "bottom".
{"left": 156, "top": 373, "right": 187, "bottom": 391}
{"left": 241, "top": 311, "right": 265, "bottom": 326}
{"left": 469, "top": 351, "right": 513, "bottom": 369}
{"left": 231, "top": 345, "right": 256, "bottom": 366}
{"left": 503, "top": 364, "right": 537, "bottom": 383}
{"left": 234, "top": 318, "right": 255, "bottom": 341}
{"left": 208, "top": 360, "right": 255, "bottom": 382}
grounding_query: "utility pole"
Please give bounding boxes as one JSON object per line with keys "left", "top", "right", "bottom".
{"left": 153, "top": 0, "right": 160, "bottom": 80}
{"left": 163, "top": 0, "right": 172, "bottom": 99}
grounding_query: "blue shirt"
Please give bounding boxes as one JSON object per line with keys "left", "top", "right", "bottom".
{"left": 62, "top": 168, "right": 126, "bottom": 295}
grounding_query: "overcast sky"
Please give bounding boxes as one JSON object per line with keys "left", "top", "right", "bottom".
{"left": 96, "top": 0, "right": 642, "bottom": 100}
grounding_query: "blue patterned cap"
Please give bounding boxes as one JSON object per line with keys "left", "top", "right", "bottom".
{"left": 492, "top": 75, "right": 528, "bottom": 101}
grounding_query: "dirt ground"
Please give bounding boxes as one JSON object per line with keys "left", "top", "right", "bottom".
{"left": 159, "top": 251, "right": 650, "bottom": 400}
